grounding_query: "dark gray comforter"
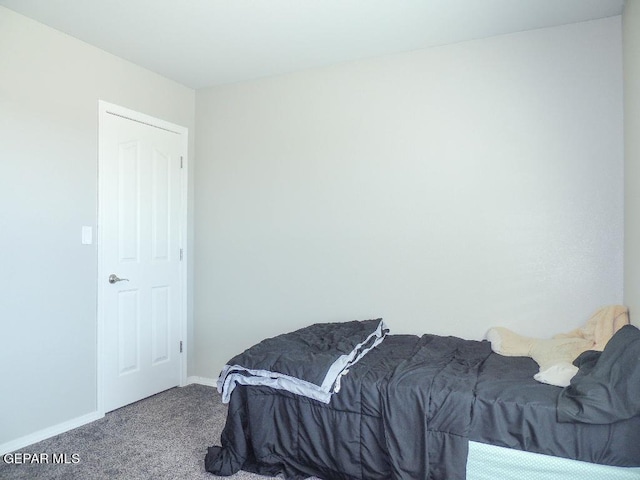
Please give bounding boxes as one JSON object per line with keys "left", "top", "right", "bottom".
{"left": 206, "top": 328, "right": 492, "bottom": 479}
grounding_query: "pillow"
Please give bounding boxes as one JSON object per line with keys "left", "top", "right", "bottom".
{"left": 534, "top": 361, "right": 579, "bottom": 388}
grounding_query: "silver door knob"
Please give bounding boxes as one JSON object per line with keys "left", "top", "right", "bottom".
{"left": 108, "top": 274, "right": 129, "bottom": 284}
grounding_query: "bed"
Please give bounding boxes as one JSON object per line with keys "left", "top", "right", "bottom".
{"left": 205, "top": 319, "right": 640, "bottom": 479}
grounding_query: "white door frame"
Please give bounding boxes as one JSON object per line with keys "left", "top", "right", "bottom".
{"left": 96, "top": 100, "right": 188, "bottom": 416}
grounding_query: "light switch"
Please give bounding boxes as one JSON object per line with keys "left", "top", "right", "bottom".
{"left": 82, "top": 226, "right": 93, "bottom": 245}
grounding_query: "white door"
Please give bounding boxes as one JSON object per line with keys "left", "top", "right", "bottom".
{"left": 98, "top": 103, "right": 186, "bottom": 413}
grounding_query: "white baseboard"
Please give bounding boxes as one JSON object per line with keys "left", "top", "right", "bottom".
{"left": 0, "top": 410, "right": 103, "bottom": 456}
{"left": 186, "top": 375, "right": 217, "bottom": 387}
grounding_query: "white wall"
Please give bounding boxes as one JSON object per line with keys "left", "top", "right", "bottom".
{"left": 194, "top": 17, "right": 623, "bottom": 378}
{"left": 0, "top": 6, "right": 195, "bottom": 449}
{"left": 624, "top": 1, "right": 640, "bottom": 324}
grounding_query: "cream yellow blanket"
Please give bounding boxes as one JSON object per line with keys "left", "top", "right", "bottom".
{"left": 486, "top": 305, "right": 629, "bottom": 387}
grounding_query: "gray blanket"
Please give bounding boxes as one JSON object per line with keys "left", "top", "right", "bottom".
{"left": 217, "top": 318, "right": 388, "bottom": 404}
{"left": 558, "top": 324, "right": 640, "bottom": 424}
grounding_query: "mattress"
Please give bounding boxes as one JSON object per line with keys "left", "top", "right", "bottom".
{"left": 466, "top": 441, "right": 640, "bottom": 480}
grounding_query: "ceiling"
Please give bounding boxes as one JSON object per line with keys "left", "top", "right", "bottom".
{"left": 0, "top": 0, "right": 625, "bottom": 89}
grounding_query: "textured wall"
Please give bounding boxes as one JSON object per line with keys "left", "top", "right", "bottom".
{"left": 194, "top": 18, "right": 623, "bottom": 378}
{"left": 624, "top": 0, "right": 640, "bottom": 325}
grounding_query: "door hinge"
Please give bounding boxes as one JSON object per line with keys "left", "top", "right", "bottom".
{"left": 179, "top": 248, "right": 183, "bottom": 261}
{"left": 180, "top": 156, "right": 184, "bottom": 168}
{"left": 180, "top": 341, "right": 183, "bottom": 353}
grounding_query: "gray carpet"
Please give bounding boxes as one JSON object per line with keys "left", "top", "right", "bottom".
{"left": 0, "top": 384, "right": 313, "bottom": 480}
